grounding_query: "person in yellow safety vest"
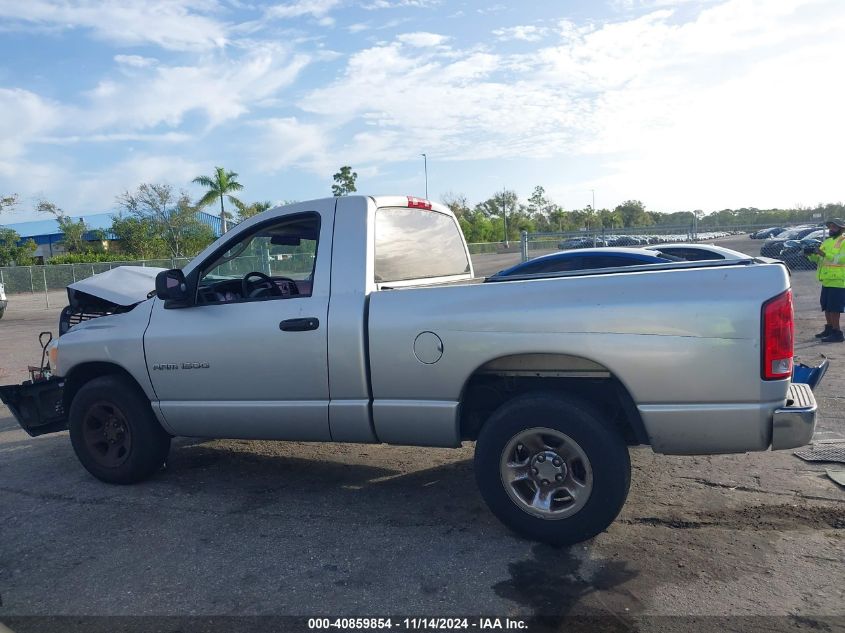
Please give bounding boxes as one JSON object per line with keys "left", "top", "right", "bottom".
{"left": 807, "top": 218, "right": 845, "bottom": 343}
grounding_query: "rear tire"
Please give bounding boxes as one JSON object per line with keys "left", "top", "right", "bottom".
{"left": 69, "top": 375, "right": 170, "bottom": 484}
{"left": 474, "top": 393, "right": 631, "bottom": 545}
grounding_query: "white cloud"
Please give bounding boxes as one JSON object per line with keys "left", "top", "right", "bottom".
{"left": 71, "top": 154, "right": 208, "bottom": 211}
{"left": 0, "top": 88, "right": 62, "bottom": 158}
{"left": 278, "top": 0, "right": 845, "bottom": 212}
{"left": 492, "top": 25, "right": 550, "bottom": 42}
{"left": 0, "top": 152, "right": 206, "bottom": 216}
{"left": 4, "top": 0, "right": 844, "bottom": 214}
{"left": 476, "top": 4, "right": 505, "bottom": 15}
{"left": 0, "top": 0, "right": 228, "bottom": 51}
{"left": 85, "top": 45, "right": 311, "bottom": 131}
{"left": 396, "top": 32, "right": 448, "bottom": 47}
{"left": 265, "top": 0, "right": 340, "bottom": 19}
{"left": 36, "top": 132, "right": 192, "bottom": 145}
{"left": 252, "top": 117, "right": 333, "bottom": 172}
{"left": 295, "top": 42, "right": 576, "bottom": 166}
{"left": 363, "top": 0, "right": 440, "bottom": 9}
{"left": 114, "top": 54, "right": 158, "bottom": 68}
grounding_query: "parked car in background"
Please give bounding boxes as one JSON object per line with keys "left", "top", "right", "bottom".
{"left": 0, "top": 282, "right": 6, "bottom": 319}
{"left": 558, "top": 231, "right": 734, "bottom": 250}
{"left": 778, "top": 229, "right": 825, "bottom": 270}
{"left": 760, "top": 226, "right": 821, "bottom": 258}
{"left": 751, "top": 227, "right": 785, "bottom": 239}
{"left": 489, "top": 248, "right": 677, "bottom": 278}
{"left": 558, "top": 237, "right": 595, "bottom": 250}
{"left": 644, "top": 243, "right": 748, "bottom": 261}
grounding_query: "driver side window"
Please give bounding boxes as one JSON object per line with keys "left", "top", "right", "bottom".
{"left": 197, "top": 213, "right": 319, "bottom": 304}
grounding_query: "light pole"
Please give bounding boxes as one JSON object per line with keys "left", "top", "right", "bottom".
{"left": 502, "top": 190, "right": 509, "bottom": 248}
{"left": 421, "top": 153, "right": 428, "bottom": 199}
{"left": 690, "top": 210, "right": 698, "bottom": 241}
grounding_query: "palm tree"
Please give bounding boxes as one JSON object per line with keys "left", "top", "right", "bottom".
{"left": 193, "top": 167, "right": 244, "bottom": 233}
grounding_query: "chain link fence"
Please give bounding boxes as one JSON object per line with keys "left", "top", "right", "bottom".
{"left": 0, "top": 245, "right": 509, "bottom": 299}
{"left": 519, "top": 225, "right": 740, "bottom": 261}
{"left": 0, "top": 258, "right": 192, "bottom": 296}
{"left": 0, "top": 223, "right": 823, "bottom": 301}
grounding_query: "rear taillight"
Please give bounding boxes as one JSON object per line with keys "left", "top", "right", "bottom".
{"left": 762, "top": 289, "right": 793, "bottom": 380}
{"left": 407, "top": 196, "right": 432, "bottom": 210}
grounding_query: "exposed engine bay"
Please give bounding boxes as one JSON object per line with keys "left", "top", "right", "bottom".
{"left": 59, "top": 266, "right": 165, "bottom": 335}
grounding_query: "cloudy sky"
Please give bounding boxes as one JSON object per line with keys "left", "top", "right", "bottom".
{"left": 1, "top": 0, "right": 843, "bottom": 222}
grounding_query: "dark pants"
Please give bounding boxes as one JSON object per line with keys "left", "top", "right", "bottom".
{"left": 820, "top": 286, "right": 845, "bottom": 313}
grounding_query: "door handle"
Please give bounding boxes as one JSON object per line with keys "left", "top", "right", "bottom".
{"left": 279, "top": 317, "right": 320, "bottom": 332}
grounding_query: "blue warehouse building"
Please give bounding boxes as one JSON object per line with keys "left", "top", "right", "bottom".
{"left": 2, "top": 212, "right": 225, "bottom": 260}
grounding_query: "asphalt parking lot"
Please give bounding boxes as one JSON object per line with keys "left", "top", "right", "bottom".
{"left": 1, "top": 237, "right": 843, "bottom": 631}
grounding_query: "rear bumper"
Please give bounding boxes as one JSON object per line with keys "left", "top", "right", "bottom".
{"left": 640, "top": 377, "right": 822, "bottom": 455}
{"left": 0, "top": 378, "right": 67, "bottom": 437}
{"left": 771, "top": 382, "right": 817, "bottom": 450}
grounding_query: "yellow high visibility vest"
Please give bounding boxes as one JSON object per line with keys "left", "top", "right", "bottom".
{"left": 810, "top": 235, "right": 845, "bottom": 288}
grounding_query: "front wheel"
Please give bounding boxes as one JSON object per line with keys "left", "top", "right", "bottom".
{"left": 69, "top": 375, "right": 170, "bottom": 484}
{"left": 474, "top": 393, "right": 631, "bottom": 545}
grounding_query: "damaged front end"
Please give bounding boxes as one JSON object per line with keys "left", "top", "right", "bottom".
{"left": 0, "top": 332, "right": 66, "bottom": 436}
{"left": 59, "top": 265, "right": 165, "bottom": 335}
{"left": 1, "top": 266, "right": 164, "bottom": 436}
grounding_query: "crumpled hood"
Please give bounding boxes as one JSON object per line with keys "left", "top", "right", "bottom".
{"left": 67, "top": 265, "right": 166, "bottom": 307}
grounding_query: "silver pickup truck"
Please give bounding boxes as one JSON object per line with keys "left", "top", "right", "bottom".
{"left": 0, "top": 195, "right": 819, "bottom": 545}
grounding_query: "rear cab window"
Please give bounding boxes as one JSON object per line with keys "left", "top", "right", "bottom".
{"left": 374, "top": 206, "right": 471, "bottom": 286}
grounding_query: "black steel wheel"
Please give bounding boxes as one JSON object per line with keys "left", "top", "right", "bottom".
{"left": 69, "top": 375, "right": 170, "bottom": 484}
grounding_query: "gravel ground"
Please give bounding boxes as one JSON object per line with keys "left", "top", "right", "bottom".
{"left": 0, "top": 238, "right": 843, "bottom": 631}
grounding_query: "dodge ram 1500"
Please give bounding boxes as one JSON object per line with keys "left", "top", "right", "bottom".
{"left": 0, "top": 195, "right": 819, "bottom": 544}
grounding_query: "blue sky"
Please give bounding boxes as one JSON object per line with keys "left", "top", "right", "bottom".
{"left": 1, "top": 0, "right": 843, "bottom": 222}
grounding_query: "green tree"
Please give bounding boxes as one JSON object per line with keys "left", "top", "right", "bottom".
{"left": 458, "top": 210, "right": 498, "bottom": 243}
{"left": 110, "top": 214, "right": 167, "bottom": 259}
{"left": 332, "top": 166, "right": 358, "bottom": 196}
{"left": 614, "top": 200, "right": 653, "bottom": 227}
{"left": 117, "top": 184, "right": 214, "bottom": 259}
{"left": 598, "top": 208, "right": 623, "bottom": 229}
{"left": 36, "top": 199, "right": 95, "bottom": 253}
{"left": 527, "top": 186, "right": 549, "bottom": 216}
{"left": 236, "top": 200, "right": 274, "bottom": 221}
{"left": 193, "top": 167, "right": 244, "bottom": 233}
{"left": 441, "top": 192, "right": 470, "bottom": 219}
{"left": 474, "top": 190, "right": 523, "bottom": 242}
{"left": 0, "top": 228, "right": 36, "bottom": 266}
{"left": 1, "top": 193, "right": 18, "bottom": 215}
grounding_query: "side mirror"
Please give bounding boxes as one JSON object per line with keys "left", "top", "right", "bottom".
{"left": 155, "top": 269, "right": 190, "bottom": 305}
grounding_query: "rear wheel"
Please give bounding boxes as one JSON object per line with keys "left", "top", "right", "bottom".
{"left": 474, "top": 393, "right": 631, "bottom": 545}
{"left": 69, "top": 375, "right": 170, "bottom": 484}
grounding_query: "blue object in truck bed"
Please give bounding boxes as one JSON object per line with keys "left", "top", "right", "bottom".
{"left": 792, "top": 358, "right": 829, "bottom": 391}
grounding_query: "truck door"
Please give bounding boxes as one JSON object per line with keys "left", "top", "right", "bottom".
{"left": 143, "top": 202, "right": 334, "bottom": 440}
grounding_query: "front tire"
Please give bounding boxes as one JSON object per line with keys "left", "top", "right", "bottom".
{"left": 474, "top": 393, "right": 631, "bottom": 545}
{"left": 69, "top": 375, "right": 170, "bottom": 484}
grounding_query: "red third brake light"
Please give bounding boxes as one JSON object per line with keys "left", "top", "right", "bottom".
{"left": 407, "top": 196, "right": 432, "bottom": 210}
{"left": 762, "top": 289, "right": 794, "bottom": 380}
